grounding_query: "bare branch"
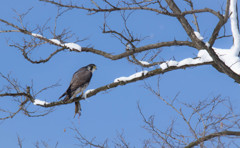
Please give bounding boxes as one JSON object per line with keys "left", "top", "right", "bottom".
{"left": 185, "top": 131, "right": 240, "bottom": 148}
{"left": 0, "top": 30, "right": 20, "bottom": 33}
{"left": 0, "top": 73, "right": 56, "bottom": 120}
{"left": 17, "top": 135, "right": 23, "bottom": 148}
{"left": 39, "top": 0, "right": 224, "bottom": 19}
{"left": 0, "top": 16, "right": 196, "bottom": 64}
{"left": 184, "top": 0, "right": 200, "bottom": 32}
{"left": 82, "top": 40, "right": 195, "bottom": 60}
{"left": 10, "top": 44, "right": 66, "bottom": 64}
{"left": 73, "top": 127, "right": 108, "bottom": 148}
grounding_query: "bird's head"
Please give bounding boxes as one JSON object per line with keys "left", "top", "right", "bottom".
{"left": 87, "top": 64, "right": 97, "bottom": 72}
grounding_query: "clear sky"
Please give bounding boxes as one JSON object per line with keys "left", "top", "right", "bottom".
{"left": 1, "top": 0, "right": 240, "bottom": 147}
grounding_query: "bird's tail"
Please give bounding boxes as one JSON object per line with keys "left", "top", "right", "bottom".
{"left": 74, "top": 101, "right": 82, "bottom": 118}
{"left": 59, "top": 92, "right": 71, "bottom": 102}
{"left": 58, "top": 92, "right": 66, "bottom": 100}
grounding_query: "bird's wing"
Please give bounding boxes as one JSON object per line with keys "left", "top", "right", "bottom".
{"left": 68, "top": 67, "right": 92, "bottom": 94}
{"left": 59, "top": 67, "right": 92, "bottom": 100}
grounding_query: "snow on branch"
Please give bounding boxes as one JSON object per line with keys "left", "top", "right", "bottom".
{"left": 114, "top": 71, "right": 148, "bottom": 83}
{"left": 32, "top": 34, "right": 82, "bottom": 51}
{"left": 49, "top": 38, "right": 82, "bottom": 51}
{"left": 160, "top": 50, "right": 212, "bottom": 70}
{"left": 83, "top": 89, "right": 95, "bottom": 99}
{"left": 160, "top": 47, "right": 240, "bottom": 75}
{"left": 49, "top": 39, "right": 82, "bottom": 51}
{"left": 139, "top": 61, "right": 151, "bottom": 66}
{"left": 194, "top": 31, "right": 204, "bottom": 41}
{"left": 31, "top": 33, "right": 43, "bottom": 38}
{"left": 31, "top": 33, "right": 82, "bottom": 51}
{"left": 22, "top": 31, "right": 82, "bottom": 52}
{"left": 64, "top": 42, "right": 82, "bottom": 51}
{"left": 229, "top": 0, "right": 240, "bottom": 55}
{"left": 49, "top": 39, "right": 62, "bottom": 45}
{"left": 33, "top": 99, "right": 49, "bottom": 105}
{"left": 159, "top": 21, "right": 240, "bottom": 75}
{"left": 0, "top": 17, "right": 82, "bottom": 52}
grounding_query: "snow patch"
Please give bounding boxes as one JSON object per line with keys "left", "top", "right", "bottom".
{"left": 32, "top": 33, "right": 43, "bottom": 38}
{"left": 33, "top": 99, "right": 49, "bottom": 105}
{"left": 178, "top": 58, "right": 197, "bottom": 66}
{"left": 168, "top": 60, "right": 178, "bottom": 66}
{"left": 197, "top": 50, "right": 212, "bottom": 61}
{"left": 194, "top": 31, "right": 204, "bottom": 40}
{"left": 159, "top": 50, "right": 214, "bottom": 70}
{"left": 158, "top": 7, "right": 240, "bottom": 75}
{"left": 83, "top": 89, "right": 95, "bottom": 99}
{"left": 49, "top": 39, "right": 62, "bottom": 45}
{"left": 114, "top": 71, "right": 148, "bottom": 82}
{"left": 229, "top": 0, "right": 240, "bottom": 55}
{"left": 160, "top": 60, "right": 178, "bottom": 70}
{"left": 217, "top": 52, "right": 240, "bottom": 75}
{"left": 139, "top": 61, "right": 150, "bottom": 65}
{"left": 205, "top": 42, "right": 210, "bottom": 47}
{"left": 198, "top": 49, "right": 240, "bottom": 70}
{"left": 160, "top": 63, "right": 168, "bottom": 70}
{"left": 165, "top": 48, "right": 240, "bottom": 75}
{"left": 64, "top": 43, "right": 82, "bottom": 51}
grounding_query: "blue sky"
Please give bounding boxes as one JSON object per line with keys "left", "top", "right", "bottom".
{"left": 1, "top": 0, "right": 240, "bottom": 147}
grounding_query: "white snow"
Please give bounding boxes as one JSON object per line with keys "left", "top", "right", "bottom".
{"left": 158, "top": 31, "right": 210, "bottom": 69}
{"left": 33, "top": 99, "right": 49, "bottom": 105}
{"left": 160, "top": 60, "right": 178, "bottom": 70}
{"left": 83, "top": 89, "right": 95, "bottom": 99}
{"left": 159, "top": 48, "right": 240, "bottom": 75}
{"left": 159, "top": 50, "right": 213, "bottom": 70}
{"left": 114, "top": 70, "right": 148, "bottom": 82}
{"left": 31, "top": 33, "right": 43, "bottom": 38}
{"left": 158, "top": 1, "right": 240, "bottom": 75}
{"left": 178, "top": 58, "right": 197, "bottom": 66}
{"left": 139, "top": 61, "right": 153, "bottom": 68}
{"left": 31, "top": 33, "right": 82, "bottom": 51}
{"left": 194, "top": 31, "right": 204, "bottom": 40}
{"left": 64, "top": 42, "right": 82, "bottom": 51}
{"left": 168, "top": 60, "right": 178, "bottom": 66}
{"left": 205, "top": 42, "right": 210, "bottom": 47}
{"left": 197, "top": 48, "right": 240, "bottom": 74}
{"left": 229, "top": 0, "right": 240, "bottom": 55}
{"left": 160, "top": 63, "right": 168, "bottom": 70}
{"left": 49, "top": 40, "right": 82, "bottom": 51}
{"left": 197, "top": 50, "right": 212, "bottom": 61}
{"left": 49, "top": 39, "right": 62, "bottom": 45}
{"left": 139, "top": 61, "right": 150, "bottom": 65}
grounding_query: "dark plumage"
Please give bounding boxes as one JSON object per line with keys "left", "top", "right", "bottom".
{"left": 59, "top": 64, "right": 96, "bottom": 117}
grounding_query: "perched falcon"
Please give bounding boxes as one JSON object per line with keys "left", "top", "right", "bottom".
{"left": 59, "top": 64, "right": 97, "bottom": 117}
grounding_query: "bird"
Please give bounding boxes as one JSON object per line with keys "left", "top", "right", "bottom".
{"left": 59, "top": 64, "right": 97, "bottom": 117}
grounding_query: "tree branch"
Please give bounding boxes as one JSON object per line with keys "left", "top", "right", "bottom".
{"left": 39, "top": 0, "right": 223, "bottom": 19}
{"left": 82, "top": 40, "right": 195, "bottom": 60}
{"left": 165, "top": 0, "right": 240, "bottom": 84}
{"left": 0, "top": 18, "right": 195, "bottom": 63}
{"left": 185, "top": 130, "right": 240, "bottom": 148}
{"left": 32, "top": 60, "right": 212, "bottom": 108}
